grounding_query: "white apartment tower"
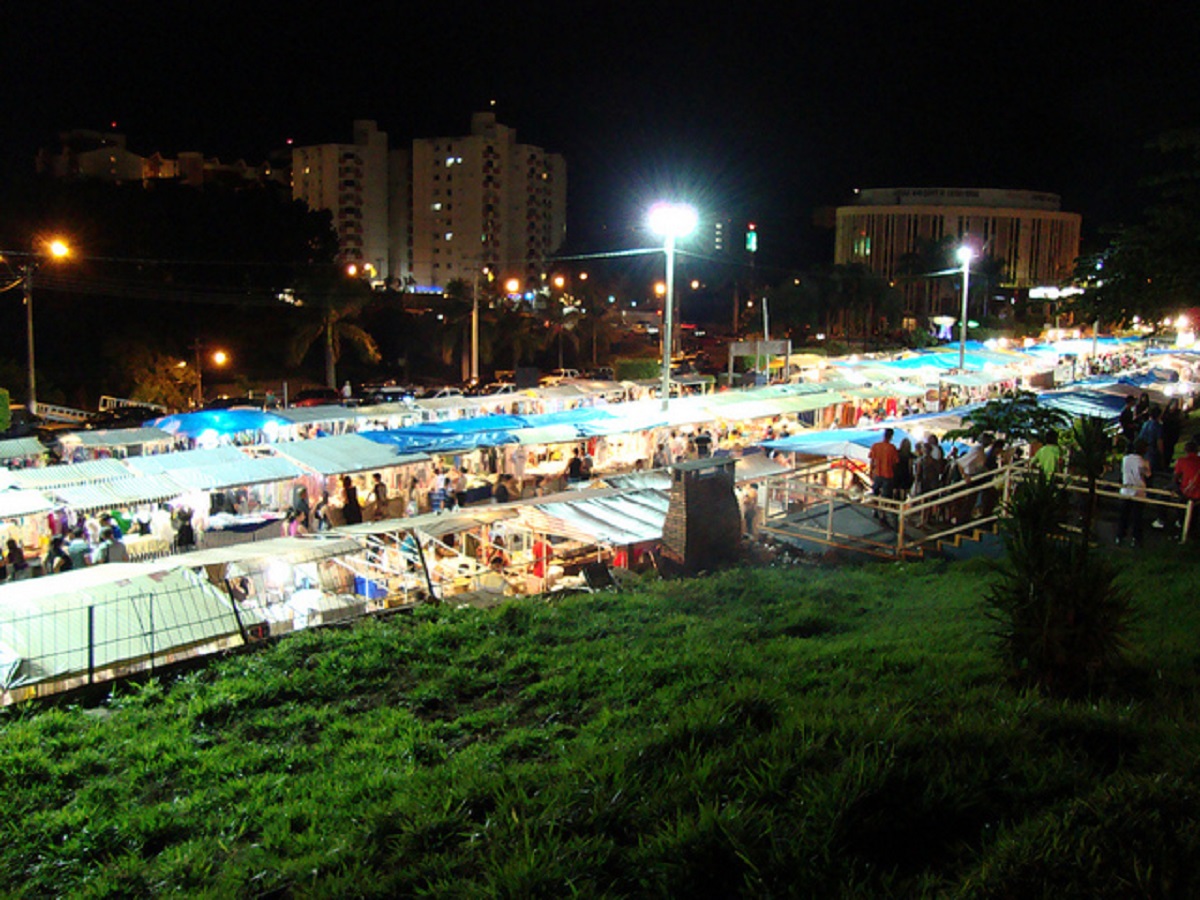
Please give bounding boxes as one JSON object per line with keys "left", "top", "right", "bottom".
{"left": 405, "top": 112, "right": 567, "bottom": 290}
{"left": 292, "top": 120, "right": 390, "bottom": 279}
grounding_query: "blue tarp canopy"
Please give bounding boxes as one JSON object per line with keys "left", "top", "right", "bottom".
{"left": 764, "top": 427, "right": 924, "bottom": 462}
{"left": 1037, "top": 389, "right": 1128, "bottom": 420}
{"left": 151, "top": 409, "right": 292, "bottom": 440}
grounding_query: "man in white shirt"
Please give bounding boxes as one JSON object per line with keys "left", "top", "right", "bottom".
{"left": 952, "top": 434, "right": 993, "bottom": 523}
{"left": 1117, "top": 439, "right": 1151, "bottom": 547}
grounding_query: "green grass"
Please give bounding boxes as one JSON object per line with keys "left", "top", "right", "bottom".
{"left": 3, "top": 548, "right": 1199, "bottom": 897}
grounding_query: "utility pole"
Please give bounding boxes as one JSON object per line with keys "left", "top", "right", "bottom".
{"left": 23, "top": 265, "right": 36, "bottom": 415}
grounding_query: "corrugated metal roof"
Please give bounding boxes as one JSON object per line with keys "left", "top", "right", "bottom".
{"left": 160, "top": 535, "right": 362, "bottom": 569}
{"left": 125, "top": 446, "right": 301, "bottom": 489}
{"left": 0, "top": 437, "right": 47, "bottom": 463}
{"left": 123, "top": 445, "right": 249, "bottom": 474}
{"left": 57, "top": 427, "right": 175, "bottom": 448}
{"left": 11, "top": 458, "right": 133, "bottom": 489}
{"left": 269, "top": 434, "right": 426, "bottom": 475}
{"left": 533, "top": 488, "right": 669, "bottom": 545}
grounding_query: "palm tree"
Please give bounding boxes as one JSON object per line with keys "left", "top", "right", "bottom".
{"left": 438, "top": 279, "right": 476, "bottom": 381}
{"left": 542, "top": 303, "right": 581, "bottom": 369}
{"left": 896, "top": 235, "right": 959, "bottom": 320}
{"left": 493, "top": 306, "right": 542, "bottom": 371}
{"left": 1068, "top": 415, "right": 1116, "bottom": 547}
{"left": 575, "top": 306, "right": 622, "bottom": 368}
{"left": 285, "top": 269, "right": 381, "bottom": 388}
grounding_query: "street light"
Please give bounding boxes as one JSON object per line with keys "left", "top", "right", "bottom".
{"left": 648, "top": 202, "right": 698, "bottom": 409}
{"left": 2, "top": 238, "right": 72, "bottom": 415}
{"left": 192, "top": 343, "right": 229, "bottom": 407}
{"left": 956, "top": 245, "right": 973, "bottom": 371}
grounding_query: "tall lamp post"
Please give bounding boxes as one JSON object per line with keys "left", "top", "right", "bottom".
{"left": 191, "top": 342, "right": 228, "bottom": 407}
{"left": 956, "top": 245, "right": 973, "bottom": 371}
{"left": 5, "top": 239, "right": 71, "bottom": 415}
{"left": 648, "top": 202, "right": 698, "bottom": 410}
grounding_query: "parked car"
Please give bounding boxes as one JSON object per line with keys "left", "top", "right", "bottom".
{"left": 480, "top": 382, "right": 518, "bottom": 396}
{"left": 290, "top": 388, "right": 342, "bottom": 408}
{"left": 416, "top": 386, "right": 464, "bottom": 400}
{"left": 86, "top": 406, "right": 172, "bottom": 429}
{"left": 539, "top": 368, "right": 580, "bottom": 385}
{"left": 362, "top": 383, "right": 417, "bottom": 404}
{"left": 200, "top": 396, "right": 259, "bottom": 411}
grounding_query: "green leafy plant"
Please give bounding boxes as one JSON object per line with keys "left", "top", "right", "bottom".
{"left": 946, "top": 390, "right": 1069, "bottom": 443}
{"left": 1066, "top": 415, "right": 1118, "bottom": 545}
{"left": 987, "top": 471, "right": 1135, "bottom": 695}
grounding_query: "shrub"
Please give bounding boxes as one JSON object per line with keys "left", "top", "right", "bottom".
{"left": 987, "top": 471, "right": 1135, "bottom": 695}
{"left": 613, "top": 357, "right": 661, "bottom": 381}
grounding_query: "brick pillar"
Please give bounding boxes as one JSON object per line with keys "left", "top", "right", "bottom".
{"left": 661, "top": 458, "right": 741, "bottom": 572}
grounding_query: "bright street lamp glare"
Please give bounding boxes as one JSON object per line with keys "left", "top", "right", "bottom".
{"left": 956, "top": 246, "right": 973, "bottom": 265}
{"left": 212, "top": 351, "right": 228, "bottom": 366}
{"left": 48, "top": 240, "right": 70, "bottom": 259}
{"left": 647, "top": 202, "right": 698, "bottom": 238}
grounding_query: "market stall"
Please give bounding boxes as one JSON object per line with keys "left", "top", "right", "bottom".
{"left": 124, "top": 446, "right": 305, "bottom": 547}
{"left": 0, "top": 437, "right": 47, "bottom": 469}
{"left": 56, "top": 426, "right": 176, "bottom": 462}
{"left": 161, "top": 535, "right": 364, "bottom": 634}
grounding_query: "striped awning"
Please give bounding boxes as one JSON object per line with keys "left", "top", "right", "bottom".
{"left": 0, "top": 488, "right": 55, "bottom": 520}
{"left": 44, "top": 474, "right": 185, "bottom": 512}
{"left": 11, "top": 458, "right": 134, "bottom": 489}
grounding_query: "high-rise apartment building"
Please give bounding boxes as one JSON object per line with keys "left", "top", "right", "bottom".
{"left": 291, "top": 120, "right": 391, "bottom": 279}
{"left": 404, "top": 112, "right": 566, "bottom": 291}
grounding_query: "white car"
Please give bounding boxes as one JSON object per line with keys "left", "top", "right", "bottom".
{"left": 540, "top": 368, "right": 580, "bottom": 385}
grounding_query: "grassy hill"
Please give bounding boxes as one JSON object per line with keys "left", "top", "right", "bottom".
{"left": 3, "top": 548, "right": 1200, "bottom": 897}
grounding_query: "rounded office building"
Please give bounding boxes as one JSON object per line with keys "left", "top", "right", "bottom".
{"left": 834, "top": 187, "right": 1082, "bottom": 325}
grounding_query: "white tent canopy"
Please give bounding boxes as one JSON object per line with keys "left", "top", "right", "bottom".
{"left": 0, "top": 563, "right": 246, "bottom": 690}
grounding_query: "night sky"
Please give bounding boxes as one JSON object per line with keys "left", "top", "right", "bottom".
{"left": 6, "top": 1, "right": 1200, "bottom": 265}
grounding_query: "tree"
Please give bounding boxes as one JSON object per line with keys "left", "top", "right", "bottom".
{"left": 574, "top": 306, "right": 622, "bottom": 368}
{"left": 493, "top": 306, "right": 541, "bottom": 371}
{"left": 946, "top": 390, "right": 1070, "bottom": 443}
{"left": 1072, "top": 129, "right": 1200, "bottom": 327}
{"left": 541, "top": 303, "right": 581, "bottom": 369}
{"left": 897, "top": 235, "right": 959, "bottom": 321}
{"left": 285, "top": 269, "right": 381, "bottom": 388}
{"left": 103, "top": 337, "right": 195, "bottom": 411}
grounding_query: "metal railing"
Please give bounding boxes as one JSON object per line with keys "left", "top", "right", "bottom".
{"left": 98, "top": 395, "right": 168, "bottom": 413}
{"left": 760, "top": 458, "right": 1192, "bottom": 560}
